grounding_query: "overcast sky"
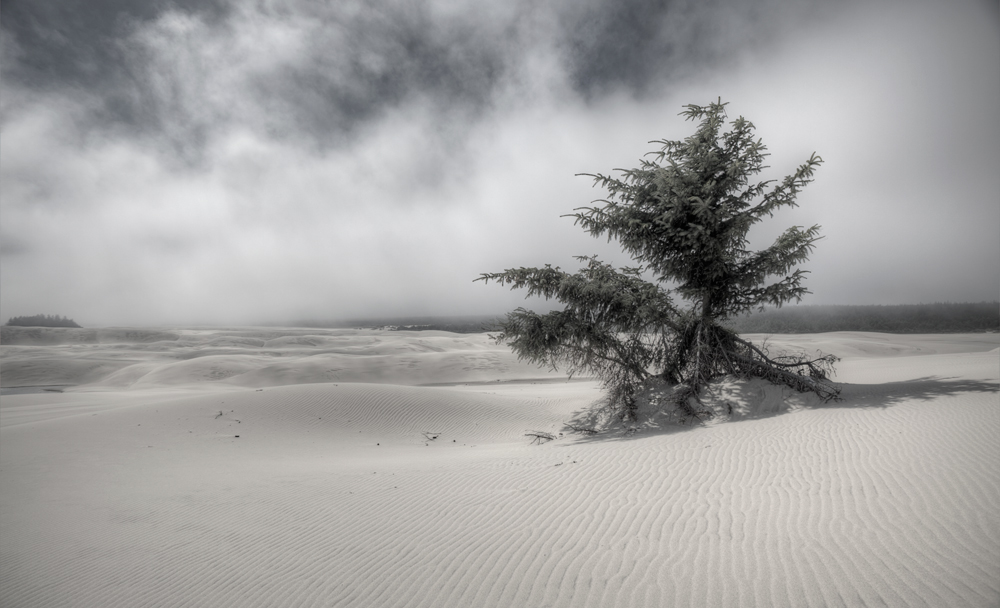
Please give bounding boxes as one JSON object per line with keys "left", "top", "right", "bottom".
{"left": 2, "top": 0, "right": 998, "bottom": 326}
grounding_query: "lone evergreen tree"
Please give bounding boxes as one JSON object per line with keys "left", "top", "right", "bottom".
{"left": 478, "top": 100, "right": 839, "bottom": 424}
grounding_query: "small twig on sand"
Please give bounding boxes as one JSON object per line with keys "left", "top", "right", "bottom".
{"left": 525, "top": 431, "right": 556, "bottom": 444}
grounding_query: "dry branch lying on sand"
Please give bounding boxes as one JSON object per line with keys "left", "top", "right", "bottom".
{"left": 525, "top": 431, "right": 556, "bottom": 444}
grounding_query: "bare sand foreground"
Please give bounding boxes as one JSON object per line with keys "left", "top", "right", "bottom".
{"left": 1, "top": 327, "right": 998, "bottom": 607}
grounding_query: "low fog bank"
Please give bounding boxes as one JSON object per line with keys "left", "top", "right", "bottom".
{"left": 291, "top": 302, "right": 1000, "bottom": 335}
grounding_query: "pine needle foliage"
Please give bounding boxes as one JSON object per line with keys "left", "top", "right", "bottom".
{"left": 478, "top": 100, "right": 839, "bottom": 424}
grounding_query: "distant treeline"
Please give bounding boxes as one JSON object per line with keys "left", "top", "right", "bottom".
{"left": 725, "top": 302, "right": 999, "bottom": 334}
{"left": 297, "top": 304, "right": 1000, "bottom": 335}
{"left": 297, "top": 315, "right": 500, "bottom": 334}
{"left": 5, "top": 314, "right": 82, "bottom": 328}
{"left": 366, "top": 316, "right": 501, "bottom": 334}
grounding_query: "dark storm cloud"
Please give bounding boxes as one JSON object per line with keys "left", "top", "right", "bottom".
{"left": 2, "top": 0, "right": 817, "bottom": 158}
{"left": 236, "top": 2, "right": 509, "bottom": 144}
{"left": 4, "top": 0, "right": 497, "bottom": 158}
{"left": 558, "top": 0, "right": 812, "bottom": 97}
{"left": 2, "top": 0, "right": 228, "bottom": 161}
{"left": 2, "top": 0, "right": 230, "bottom": 95}
{"left": 117, "top": 2, "right": 521, "bottom": 160}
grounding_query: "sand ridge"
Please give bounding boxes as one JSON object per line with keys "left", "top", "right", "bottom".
{"left": 1, "top": 327, "right": 566, "bottom": 391}
{"left": 1, "top": 329, "right": 998, "bottom": 607}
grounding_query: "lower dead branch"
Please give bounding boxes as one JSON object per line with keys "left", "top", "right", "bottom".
{"left": 525, "top": 431, "right": 556, "bottom": 444}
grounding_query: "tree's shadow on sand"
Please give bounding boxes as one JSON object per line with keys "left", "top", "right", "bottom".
{"left": 560, "top": 376, "right": 999, "bottom": 444}
{"left": 833, "top": 377, "right": 998, "bottom": 409}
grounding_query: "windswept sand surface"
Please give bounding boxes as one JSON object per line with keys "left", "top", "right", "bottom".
{"left": 1, "top": 328, "right": 998, "bottom": 607}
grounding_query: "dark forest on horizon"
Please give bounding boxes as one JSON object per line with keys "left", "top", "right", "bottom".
{"left": 723, "top": 302, "right": 999, "bottom": 334}
{"left": 301, "top": 302, "right": 1000, "bottom": 334}
{"left": 5, "top": 314, "right": 81, "bottom": 328}
{"left": 5, "top": 302, "right": 996, "bottom": 333}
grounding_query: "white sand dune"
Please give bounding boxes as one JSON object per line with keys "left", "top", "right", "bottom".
{"left": 1, "top": 328, "right": 561, "bottom": 391}
{"left": 1, "top": 328, "right": 998, "bottom": 607}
